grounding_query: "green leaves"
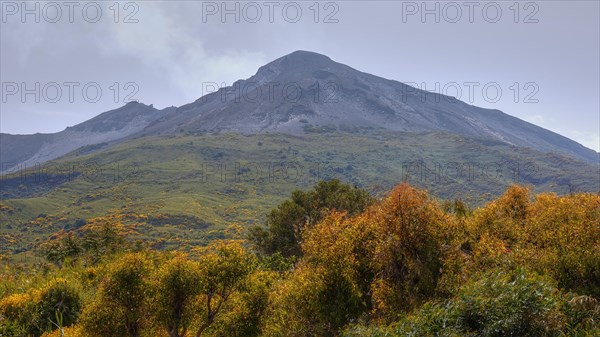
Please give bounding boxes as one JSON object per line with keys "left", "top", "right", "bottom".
{"left": 344, "top": 269, "right": 580, "bottom": 337}
{"left": 250, "top": 179, "right": 374, "bottom": 258}
{"left": 153, "top": 255, "right": 201, "bottom": 337}
{"left": 0, "top": 279, "right": 81, "bottom": 337}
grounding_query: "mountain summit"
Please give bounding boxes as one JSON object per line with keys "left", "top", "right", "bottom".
{"left": 1, "top": 51, "right": 597, "bottom": 170}
{"left": 139, "top": 51, "right": 597, "bottom": 163}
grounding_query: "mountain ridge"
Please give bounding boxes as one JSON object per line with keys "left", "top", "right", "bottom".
{"left": 132, "top": 50, "right": 597, "bottom": 163}
{"left": 1, "top": 50, "right": 598, "bottom": 170}
{"left": 0, "top": 103, "right": 174, "bottom": 171}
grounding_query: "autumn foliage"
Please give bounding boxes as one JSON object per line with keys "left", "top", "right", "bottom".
{"left": 1, "top": 181, "right": 599, "bottom": 336}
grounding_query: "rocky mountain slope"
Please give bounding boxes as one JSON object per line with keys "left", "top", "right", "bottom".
{"left": 1, "top": 103, "right": 173, "bottom": 171}
{"left": 1, "top": 50, "right": 597, "bottom": 171}
{"left": 140, "top": 51, "right": 597, "bottom": 163}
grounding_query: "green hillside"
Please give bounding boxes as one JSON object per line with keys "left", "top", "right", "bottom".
{"left": 1, "top": 129, "right": 597, "bottom": 262}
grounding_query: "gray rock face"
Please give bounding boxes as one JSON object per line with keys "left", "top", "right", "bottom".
{"left": 1, "top": 50, "right": 597, "bottom": 170}
{"left": 139, "top": 50, "right": 598, "bottom": 163}
{"left": 0, "top": 102, "right": 172, "bottom": 171}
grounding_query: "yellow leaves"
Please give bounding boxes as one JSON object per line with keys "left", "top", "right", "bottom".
{"left": 496, "top": 184, "right": 532, "bottom": 219}
{"left": 263, "top": 263, "right": 334, "bottom": 337}
{"left": 268, "top": 183, "right": 451, "bottom": 326}
{"left": 363, "top": 184, "right": 448, "bottom": 317}
{"left": 302, "top": 211, "right": 351, "bottom": 258}
{"left": 40, "top": 325, "right": 83, "bottom": 337}
{"left": 0, "top": 202, "right": 14, "bottom": 213}
{"left": 73, "top": 214, "right": 144, "bottom": 246}
{"left": 0, "top": 291, "right": 36, "bottom": 319}
{"left": 456, "top": 186, "right": 600, "bottom": 297}
{"left": 370, "top": 278, "right": 394, "bottom": 318}
{"left": 223, "top": 223, "right": 246, "bottom": 239}
{"left": 3, "top": 182, "right": 599, "bottom": 336}
{"left": 271, "top": 182, "right": 599, "bottom": 327}
{"left": 0, "top": 278, "right": 81, "bottom": 335}
{"left": 0, "top": 279, "right": 71, "bottom": 316}
{"left": 369, "top": 183, "right": 448, "bottom": 249}
{"left": 0, "top": 233, "right": 19, "bottom": 245}
{"left": 469, "top": 185, "right": 534, "bottom": 248}
{"left": 472, "top": 232, "right": 509, "bottom": 266}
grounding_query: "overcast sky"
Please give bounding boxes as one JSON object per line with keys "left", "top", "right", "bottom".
{"left": 1, "top": 0, "right": 598, "bottom": 151}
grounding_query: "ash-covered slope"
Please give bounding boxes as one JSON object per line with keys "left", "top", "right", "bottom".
{"left": 141, "top": 51, "right": 597, "bottom": 163}
{"left": 1, "top": 102, "right": 172, "bottom": 171}
{"left": 2, "top": 51, "right": 597, "bottom": 169}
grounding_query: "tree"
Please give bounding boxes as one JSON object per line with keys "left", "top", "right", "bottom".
{"left": 81, "top": 222, "right": 127, "bottom": 264}
{"left": 249, "top": 179, "right": 373, "bottom": 257}
{"left": 208, "top": 269, "right": 278, "bottom": 337}
{"left": 81, "top": 252, "right": 151, "bottom": 337}
{"left": 152, "top": 254, "right": 201, "bottom": 337}
{"left": 41, "top": 232, "right": 82, "bottom": 266}
{"left": 343, "top": 269, "right": 580, "bottom": 337}
{"left": 263, "top": 183, "right": 449, "bottom": 334}
{"left": 368, "top": 183, "right": 447, "bottom": 318}
{"left": 194, "top": 241, "right": 256, "bottom": 337}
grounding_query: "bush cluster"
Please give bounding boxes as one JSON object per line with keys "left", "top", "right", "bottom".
{"left": 1, "top": 181, "right": 598, "bottom": 336}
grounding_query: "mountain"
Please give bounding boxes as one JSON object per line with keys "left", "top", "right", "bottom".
{"left": 0, "top": 103, "right": 174, "bottom": 171}
{"left": 1, "top": 50, "right": 599, "bottom": 259}
{"left": 138, "top": 51, "right": 598, "bottom": 163}
{"left": 1, "top": 129, "right": 597, "bottom": 258}
{"left": 2, "top": 51, "right": 597, "bottom": 170}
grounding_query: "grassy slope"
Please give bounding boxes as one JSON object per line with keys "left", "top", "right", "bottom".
{"left": 1, "top": 129, "right": 597, "bottom": 260}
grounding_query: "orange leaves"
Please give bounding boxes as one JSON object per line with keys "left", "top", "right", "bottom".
{"left": 3, "top": 181, "right": 599, "bottom": 336}
{"left": 471, "top": 232, "right": 510, "bottom": 267}
{"left": 365, "top": 184, "right": 447, "bottom": 318}
{"left": 496, "top": 184, "right": 531, "bottom": 220}
{"left": 461, "top": 185, "right": 600, "bottom": 297}
{"left": 268, "top": 182, "right": 600, "bottom": 330}
{"left": 301, "top": 211, "right": 355, "bottom": 264}
{"left": 270, "top": 183, "right": 451, "bottom": 328}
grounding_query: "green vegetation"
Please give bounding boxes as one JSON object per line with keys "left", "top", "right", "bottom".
{"left": 343, "top": 269, "right": 597, "bottom": 337}
{"left": 1, "top": 181, "right": 598, "bottom": 336}
{"left": 249, "top": 179, "right": 373, "bottom": 257}
{"left": 1, "top": 131, "right": 597, "bottom": 263}
{"left": 0, "top": 279, "right": 81, "bottom": 336}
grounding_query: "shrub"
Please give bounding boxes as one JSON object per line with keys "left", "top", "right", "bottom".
{"left": 0, "top": 292, "right": 38, "bottom": 335}
{"left": 367, "top": 183, "right": 447, "bottom": 318}
{"left": 565, "top": 295, "right": 600, "bottom": 333}
{"left": 0, "top": 279, "right": 81, "bottom": 337}
{"left": 455, "top": 187, "right": 600, "bottom": 298}
{"left": 37, "top": 279, "right": 82, "bottom": 331}
{"left": 194, "top": 241, "right": 257, "bottom": 336}
{"left": 344, "top": 269, "right": 573, "bottom": 337}
{"left": 209, "top": 270, "right": 278, "bottom": 337}
{"left": 522, "top": 192, "right": 600, "bottom": 297}
{"left": 152, "top": 254, "right": 201, "bottom": 337}
{"left": 249, "top": 179, "right": 373, "bottom": 257}
{"left": 264, "top": 183, "right": 449, "bottom": 334}
{"left": 80, "top": 253, "right": 151, "bottom": 337}
{"left": 263, "top": 263, "right": 363, "bottom": 337}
